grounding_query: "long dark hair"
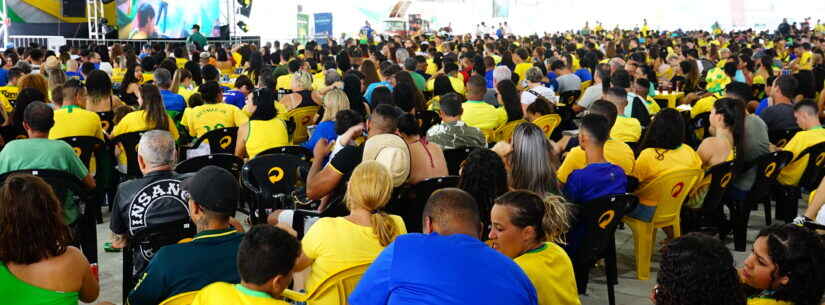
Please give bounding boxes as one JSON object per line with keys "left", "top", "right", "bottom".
{"left": 433, "top": 74, "right": 455, "bottom": 96}
{"left": 121, "top": 63, "right": 142, "bottom": 97}
{"left": 655, "top": 233, "right": 746, "bottom": 305}
{"left": 249, "top": 89, "right": 278, "bottom": 121}
{"left": 12, "top": 88, "right": 46, "bottom": 129}
{"left": 342, "top": 73, "right": 367, "bottom": 117}
{"left": 394, "top": 71, "right": 425, "bottom": 113}
{"left": 496, "top": 79, "right": 523, "bottom": 122}
{"left": 0, "top": 174, "right": 73, "bottom": 264}
{"left": 139, "top": 84, "right": 171, "bottom": 131}
{"left": 713, "top": 98, "right": 746, "bottom": 167}
{"left": 639, "top": 108, "right": 685, "bottom": 159}
{"left": 458, "top": 149, "right": 508, "bottom": 238}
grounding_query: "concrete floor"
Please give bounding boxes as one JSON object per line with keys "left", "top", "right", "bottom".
{"left": 85, "top": 202, "right": 790, "bottom": 305}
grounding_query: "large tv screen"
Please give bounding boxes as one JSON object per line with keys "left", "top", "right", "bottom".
{"left": 117, "top": 0, "right": 222, "bottom": 39}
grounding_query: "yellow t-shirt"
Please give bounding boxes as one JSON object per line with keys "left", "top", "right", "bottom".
{"left": 425, "top": 75, "right": 465, "bottom": 95}
{"left": 48, "top": 105, "right": 105, "bottom": 140}
{"left": 175, "top": 58, "right": 188, "bottom": 70}
{"left": 302, "top": 216, "right": 407, "bottom": 291}
{"left": 611, "top": 116, "right": 642, "bottom": 143}
{"left": 691, "top": 93, "right": 723, "bottom": 118}
{"left": 111, "top": 110, "right": 180, "bottom": 140}
{"left": 426, "top": 58, "right": 437, "bottom": 76}
{"left": 181, "top": 103, "right": 250, "bottom": 138}
{"left": 798, "top": 51, "right": 813, "bottom": 71}
{"left": 747, "top": 296, "right": 793, "bottom": 305}
{"left": 461, "top": 101, "right": 507, "bottom": 131}
{"left": 232, "top": 52, "right": 243, "bottom": 68}
{"left": 514, "top": 63, "right": 533, "bottom": 83}
{"left": 0, "top": 85, "right": 19, "bottom": 113}
{"left": 557, "top": 139, "right": 635, "bottom": 183}
{"left": 514, "top": 242, "right": 581, "bottom": 305}
{"left": 179, "top": 86, "right": 197, "bottom": 105}
{"left": 245, "top": 118, "right": 289, "bottom": 159}
{"left": 644, "top": 97, "right": 661, "bottom": 115}
{"left": 632, "top": 145, "right": 703, "bottom": 198}
{"left": 192, "top": 282, "right": 289, "bottom": 305}
{"left": 778, "top": 128, "right": 825, "bottom": 186}
{"left": 276, "top": 74, "right": 293, "bottom": 91}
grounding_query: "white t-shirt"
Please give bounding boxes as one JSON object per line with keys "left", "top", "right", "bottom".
{"left": 520, "top": 85, "right": 557, "bottom": 105}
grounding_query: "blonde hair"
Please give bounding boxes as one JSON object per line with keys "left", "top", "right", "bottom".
{"left": 321, "top": 89, "right": 350, "bottom": 122}
{"left": 291, "top": 70, "right": 313, "bottom": 91}
{"left": 345, "top": 161, "right": 399, "bottom": 247}
{"left": 494, "top": 190, "right": 570, "bottom": 245}
{"left": 19, "top": 74, "right": 50, "bottom": 103}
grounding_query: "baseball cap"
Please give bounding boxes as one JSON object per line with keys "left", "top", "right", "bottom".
{"left": 182, "top": 166, "right": 239, "bottom": 214}
{"left": 191, "top": 24, "right": 200, "bottom": 30}
{"left": 200, "top": 51, "right": 211, "bottom": 60}
{"left": 362, "top": 134, "right": 410, "bottom": 187}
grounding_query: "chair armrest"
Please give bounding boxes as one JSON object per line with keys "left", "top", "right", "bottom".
{"left": 282, "top": 289, "right": 309, "bottom": 302}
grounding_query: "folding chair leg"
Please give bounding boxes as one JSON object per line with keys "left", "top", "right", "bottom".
{"left": 606, "top": 236, "right": 618, "bottom": 305}
{"left": 763, "top": 198, "right": 772, "bottom": 226}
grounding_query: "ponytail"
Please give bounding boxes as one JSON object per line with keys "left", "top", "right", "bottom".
{"left": 494, "top": 191, "right": 571, "bottom": 245}
{"left": 370, "top": 212, "right": 398, "bottom": 247}
{"left": 541, "top": 195, "right": 571, "bottom": 245}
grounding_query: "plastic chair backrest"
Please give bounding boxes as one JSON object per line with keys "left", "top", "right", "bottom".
{"left": 287, "top": 106, "right": 320, "bottom": 144}
{"left": 797, "top": 141, "right": 825, "bottom": 191}
{"left": 0, "top": 169, "right": 86, "bottom": 205}
{"left": 443, "top": 147, "right": 475, "bottom": 176}
{"left": 257, "top": 145, "right": 313, "bottom": 162}
{"left": 769, "top": 128, "right": 801, "bottom": 148}
{"left": 96, "top": 111, "right": 115, "bottom": 134}
{"left": 158, "top": 290, "right": 198, "bottom": 305}
{"left": 559, "top": 90, "right": 582, "bottom": 106}
{"left": 241, "top": 153, "right": 304, "bottom": 218}
{"left": 111, "top": 131, "right": 147, "bottom": 178}
{"left": 58, "top": 136, "right": 104, "bottom": 170}
{"left": 690, "top": 112, "right": 711, "bottom": 142}
{"left": 747, "top": 151, "right": 794, "bottom": 199}
{"left": 574, "top": 193, "right": 639, "bottom": 265}
{"left": 175, "top": 153, "right": 244, "bottom": 179}
{"left": 700, "top": 161, "right": 736, "bottom": 212}
{"left": 634, "top": 169, "right": 703, "bottom": 222}
{"left": 284, "top": 263, "right": 371, "bottom": 304}
{"left": 580, "top": 80, "right": 593, "bottom": 93}
{"left": 533, "top": 114, "right": 561, "bottom": 139}
{"left": 386, "top": 176, "right": 459, "bottom": 233}
{"left": 417, "top": 110, "right": 441, "bottom": 133}
{"left": 190, "top": 127, "right": 239, "bottom": 155}
{"left": 493, "top": 119, "right": 527, "bottom": 143}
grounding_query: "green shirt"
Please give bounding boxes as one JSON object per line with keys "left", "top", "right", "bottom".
{"left": 411, "top": 71, "right": 427, "bottom": 92}
{"left": 187, "top": 31, "right": 207, "bottom": 49}
{"left": 272, "top": 64, "right": 290, "bottom": 80}
{"left": 0, "top": 138, "right": 88, "bottom": 224}
{"left": 0, "top": 263, "right": 78, "bottom": 305}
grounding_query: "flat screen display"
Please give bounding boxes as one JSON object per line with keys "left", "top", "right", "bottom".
{"left": 117, "top": 0, "right": 222, "bottom": 39}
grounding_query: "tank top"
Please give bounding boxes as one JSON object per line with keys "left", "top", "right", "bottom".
{"left": 246, "top": 118, "right": 290, "bottom": 159}
{"left": 0, "top": 262, "right": 79, "bottom": 305}
{"left": 295, "top": 90, "right": 316, "bottom": 109}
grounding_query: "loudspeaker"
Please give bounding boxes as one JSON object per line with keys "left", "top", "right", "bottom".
{"left": 62, "top": 0, "right": 86, "bottom": 18}
{"left": 219, "top": 25, "right": 229, "bottom": 40}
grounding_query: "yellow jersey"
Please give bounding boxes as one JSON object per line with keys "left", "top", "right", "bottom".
{"left": 111, "top": 110, "right": 180, "bottom": 140}
{"left": 425, "top": 75, "right": 465, "bottom": 95}
{"left": 632, "top": 145, "right": 703, "bottom": 199}
{"left": 644, "top": 97, "right": 661, "bottom": 115}
{"left": 276, "top": 74, "right": 293, "bottom": 91}
{"left": 48, "top": 105, "right": 105, "bottom": 140}
{"left": 245, "top": 118, "right": 289, "bottom": 158}
{"left": 302, "top": 216, "right": 407, "bottom": 291}
{"left": 178, "top": 86, "right": 197, "bottom": 105}
{"left": 181, "top": 103, "right": 249, "bottom": 138}
{"left": 747, "top": 296, "right": 793, "bottom": 305}
{"left": 691, "top": 93, "right": 723, "bottom": 118}
{"left": 514, "top": 63, "right": 533, "bottom": 83}
{"left": 514, "top": 242, "right": 581, "bottom": 305}
{"left": 461, "top": 101, "right": 507, "bottom": 131}
{"left": 611, "top": 116, "right": 642, "bottom": 143}
{"left": 557, "top": 139, "right": 635, "bottom": 183}
{"left": 798, "top": 51, "right": 813, "bottom": 71}
{"left": 192, "top": 282, "right": 289, "bottom": 305}
{"left": 175, "top": 58, "right": 188, "bottom": 70}
{"left": 0, "top": 85, "right": 19, "bottom": 113}
{"left": 778, "top": 127, "right": 825, "bottom": 186}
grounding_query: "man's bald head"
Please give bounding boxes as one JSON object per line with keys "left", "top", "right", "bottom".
{"left": 422, "top": 188, "right": 481, "bottom": 238}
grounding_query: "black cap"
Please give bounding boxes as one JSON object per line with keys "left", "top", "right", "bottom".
{"left": 182, "top": 166, "right": 239, "bottom": 214}
{"left": 191, "top": 24, "right": 200, "bottom": 30}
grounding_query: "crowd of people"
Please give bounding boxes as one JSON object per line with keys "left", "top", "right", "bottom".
{"left": 0, "top": 17, "right": 825, "bottom": 305}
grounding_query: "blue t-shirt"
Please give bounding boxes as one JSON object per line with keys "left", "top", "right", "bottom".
{"left": 564, "top": 162, "right": 627, "bottom": 204}
{"left": 349, "top": 233, "right": 539, "bottom": 305}
{"left": 222, "top": 90, "right": 246, "bottom": 109}
{"left": 574, "top": 68, "right": 592, "bottom": 82}
{"left": 0, "top": 69, "right": 8, "bottom": 86}
{"left": 301, "top": 121, "right": 337, "bottom": 150}
{"left": 160, "top": 89, "right": 186, "bottom": 113}
{"left": 545, "top": 71, "right": 559, "bottom": 91}
{"left": 755, "top": 97, "right": 769, "bottom": 115}
{"left": 485, "top": 70, "right": 494, "bottom": 88}
{"left": 363, "top": 81, "right": 393, "bottom": 105}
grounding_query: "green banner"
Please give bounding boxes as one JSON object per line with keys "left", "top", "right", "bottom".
{"left": 297, "top": 13, "right": 309, "bottom": 44}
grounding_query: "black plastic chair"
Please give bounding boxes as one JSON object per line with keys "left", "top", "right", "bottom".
{"left": 571, "top": 194, "right": 638, "bottom": 305}
{"left": 682, "top": 161, "right": 736, "bottom": 235}
{"left": 796, "top": 141, "right": 825, "bottom": 192}
{"left": 752, "top": 84, "right": 766, "bottom": 100}
{"left": 443, "top": 147, "right": 475, "bottom": 176}
{"left": 58, "top": 136, "right": 105, "bottom": 170}
{"left": 257, "top": 145, "right": 313, "bottom": 162}
{"left": 688, "top": 112, "right": 711, "bottom": 148}
{"left": 731, "top": 151, "right": 793, "bottom": 251}
{"left": 558, "top": 90, "right": 582, "bottom": 131}
{"left": 96, "top": 111, "right": 115, "bottom": 134}
{"left": 385, "top": 176, "right": 459, "bottom": 233}
{"left": 0, "top": 170, "right": 96, "bottom": 264}
{"left": 122, "top": 218, "right": 196, "bottom": 303}
{"left": 241, "top": 153, "right": 306, "bottom": 224}
{"left": 175, "top": 153, "right": 244, "bottom": 179}
{"left": 188, "top": 127, "right": 240, "bottom": 155}
{"left": 769, "top": 128, "right": 801, "bottom": 148}
{"left": 110, "top": 131, "right": 147, "bottom": 179}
